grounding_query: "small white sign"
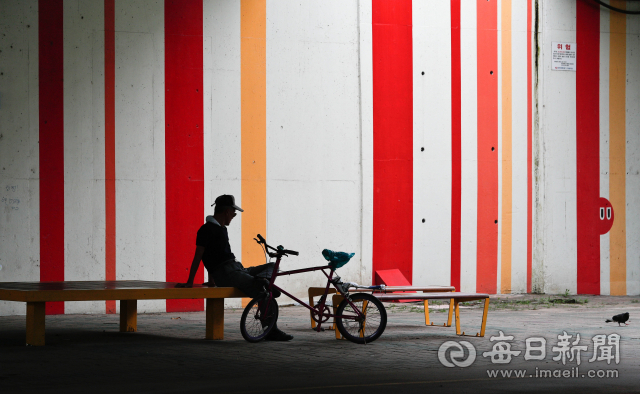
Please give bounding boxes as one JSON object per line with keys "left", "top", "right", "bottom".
{"left": 552, "top": 42, "right": 577, "bottom": 71}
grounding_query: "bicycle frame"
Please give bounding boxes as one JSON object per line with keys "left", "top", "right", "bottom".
{"left": 261, "top": 254, "right": 365, "bottom": 331}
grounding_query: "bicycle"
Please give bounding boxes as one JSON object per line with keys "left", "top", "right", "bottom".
{"left": 240, "top": 234, "right": 387, "bottom": 344}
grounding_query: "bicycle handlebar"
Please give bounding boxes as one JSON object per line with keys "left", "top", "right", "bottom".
{"left": 255, "top": 234, "right": 299, "bottom": 256}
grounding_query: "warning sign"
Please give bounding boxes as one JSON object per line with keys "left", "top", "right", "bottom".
{"left": 552, "top": 42, "right": 577, "bottom": 71}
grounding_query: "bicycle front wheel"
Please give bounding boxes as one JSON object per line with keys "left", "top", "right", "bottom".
{"left": 240, "top": 297, "right": 278, "bottom": 343}
{"left": 336, "top": 293, "right": 387, "bottom": 344}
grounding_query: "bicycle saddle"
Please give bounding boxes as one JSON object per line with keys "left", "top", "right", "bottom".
{"left": 322, "top": 249, "right": 355, "bottom": 269}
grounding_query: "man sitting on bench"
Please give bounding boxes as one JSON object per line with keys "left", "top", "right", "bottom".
{"left": 176, "top": 194, "right": 293, "bottom": 341}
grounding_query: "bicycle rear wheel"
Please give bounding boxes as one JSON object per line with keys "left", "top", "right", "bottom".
{"left": 240, "top": 296, "right": 278, "bottom": 343}
{"left": 336, "top": 293, "right": 387, "bottom": 344}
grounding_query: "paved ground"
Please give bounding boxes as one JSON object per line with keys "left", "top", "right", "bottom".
{"left": 1, "top": 294, "right": 639, "bottom": 393}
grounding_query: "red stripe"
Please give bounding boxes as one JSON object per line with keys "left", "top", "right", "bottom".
{"left": 165, "top": 0, "right": 205, "bottom": 312}
{"left": 105, "top": 0, "right": 116, "bottom": 314}
{"left": 475, "top": 0, "right": 499, "bottom": 293}
{"left": 450, "top": 0, "right": 462, "bottom": 292}
{"left": 372, "top": 0, "right": 413, "bottom": 284}
{"left": 526, "top": 0, "right": 533, "bottom": 293}
{"left": 576, "top": 0, "right": 600, "bottom": 295}
{"left": 39, "top": 0, "right": 65, "bottom": 315}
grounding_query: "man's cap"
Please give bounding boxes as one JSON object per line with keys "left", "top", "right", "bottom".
{"left": 211, "top": 194, "right": 243, "bottom": 212}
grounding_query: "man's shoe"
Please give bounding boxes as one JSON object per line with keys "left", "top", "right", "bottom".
{"left": 264, "top": 328, "right": 293, "bottom": 341}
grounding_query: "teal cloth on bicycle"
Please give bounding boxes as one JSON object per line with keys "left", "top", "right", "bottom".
{"left": 322, "top": 249, "right": 355, "bottom": 269}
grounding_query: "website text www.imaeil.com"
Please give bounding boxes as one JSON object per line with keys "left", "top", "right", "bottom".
{"left": 438, "top": 331, "right": 622, "bottom": 379}
{"left": 485, "top": 367, "right": 619, "bottom": 379}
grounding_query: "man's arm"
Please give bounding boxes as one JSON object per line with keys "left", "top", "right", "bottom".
{"left": 175, "top": 245, "right": 206, "bottom": 288}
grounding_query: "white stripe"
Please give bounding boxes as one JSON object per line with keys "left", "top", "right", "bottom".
{"left": 537, "top": 0, "right": 577, "bottom": 294}
{"left": 626, "top": 23, "right": 640, "bottom": 295}
{"left": 359, "top": 0, "right": 374, "bottom": 286}
{"left": 265, "top": 0, "right": 363, "bottom": 299}
{"left": 460, "top": 0, "right": 478, "bottom": 293}
{"left": 114, "top": 0, "right": 166, "bottom": 313}
{"left": 412, "top": 0, "right": 452, "bottom": 287}
{"left": 510, "top": 0, "right": 529, "bottom": 293}
{"left": 63, "top": 0, "right": 106, "bottom": 313}
{"left": 599, "top": 9, "right": 610, "bottom": 295}
{"left": 0, "top": 0, "right": 39, "bottom": 316}
{"left": 204, "top": 0, "right": 242, "bottom": 307}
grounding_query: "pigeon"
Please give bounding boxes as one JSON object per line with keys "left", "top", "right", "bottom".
{"left": 605, "top": 312, "right": 630, "bottom": 326}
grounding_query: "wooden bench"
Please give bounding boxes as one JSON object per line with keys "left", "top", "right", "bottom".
{"left": 0, "top": 280, "right": 246, "bottom": 346}
{"left": 308, "top": 286, "right": 490, "bottom": 337}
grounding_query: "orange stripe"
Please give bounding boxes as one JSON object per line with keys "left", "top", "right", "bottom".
{"left": 241, "top": 0, "right": 267, "bottom": 306}
{"left": 104, "top": 0, "right": 116, "bottom": 313}
{"left": 105, "top": 0, "right": 116, "bottom": 314}
{"left": 500, "top": 0, "right": 512, "bottom": 294}
{"left": 609, "top": 0, "right": 626, "bottom": 295}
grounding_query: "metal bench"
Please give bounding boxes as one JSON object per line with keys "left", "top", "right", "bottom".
{"left": 308, "top": 286, "right": 490, "bottom": 337}
{"left": 308, "top": 285, "right": 456, "bottom": 328}
{"left": 0, "top": 280, "right": 246, "bottom": 346}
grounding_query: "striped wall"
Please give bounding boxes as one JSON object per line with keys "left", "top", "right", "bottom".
{"left": 1, "top": 0, "right": 640, "bottom": 316}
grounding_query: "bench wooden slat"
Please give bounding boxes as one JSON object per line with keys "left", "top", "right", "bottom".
{"left": 0, "top": 281, "right": 246, "bottom": 302}
{"left": 374, "top": 292, "right": 489, "bottom": 301}
{"left": 0, "top": 281, "right": 247, "bottom": 346}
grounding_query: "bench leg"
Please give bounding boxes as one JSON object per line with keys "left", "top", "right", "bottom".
{"left": 447, "top": 298, "right": 454, "bottom": 327}
{"left": 424, "top": 300, "right": 430, "bottom": 325}
{"left": 332, "top": 294, "right": 344, "bottom": 339}
{"left": 454, "top": 300, "right": 462, "bottom": 335}
{"left": 120, "top": 300, "right": 137, "bottom": 332}
{"left": 206, "top": 298, "right": 224, "bottom": 340}
{"left": 26, "top": 302, "right": 46, "bottom": 346}
{"left": 479, "top": 298, "right": 490, "bottom": 337}
{"left": 308, "top": 290, "right": 316, "bottom": 329}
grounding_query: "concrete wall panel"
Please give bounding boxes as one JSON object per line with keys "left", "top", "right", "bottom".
{"left": 538, "top": 0, "right": 577, "bottom": 294}
{"left": 599, "top": 9, "right": 610, "bottom": 295}
{"left": 412, "top": 0, "right": 452, "bottom": 287}
{"left": 203, "top": 0, "right": 242, "bottom": 307}
{"left": 460, "top": 0, "right": 478, "bottom": 293}
{"left": 510, "top": 0, "right": 530, "bottom": 293}
{"left": 359, "top": 0, "right": 374, "bottom": 286}
{"left": 0, "top": 0, "right": 39, "bottom": 315}
{"left": 114, "top": 0, "right": 165, "bottom": 313}
{"left": 63, "top": 0, "right": 105, "bottom": 314}
{"left": 626, "top": 31, "right": 640, "bottom": 295}
{"left": 266, "top": 0, "right": 361, "bottom": 299}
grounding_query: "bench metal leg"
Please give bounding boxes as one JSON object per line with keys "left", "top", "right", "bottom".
{"left": 454, "top": 300, "right": 462, "bottom": 335}
{"left": 424, "top": 298, "right": 453, "bottom": 327}
{"left": 479, "top": 298, "right": 490, "bottom": 337}
{"left": 424, "top": 300, "right": 430, "bottom": 325}
{"left": 455, "top": 298, "right": 490, "bottom": 337}
{"left": 308, "top": 288, "right": 318, "bottom": 329}
{"left": 26, "top": 302, "right": 46, "bottom": 346}
{"left": 332, "top": 294, "right": 344, "bottom": 339}
{"left": 205, "top": 298, "right": 224, "bottom": 340}
{"left": 120, "top": 300, "right": 137, "bottom": 332}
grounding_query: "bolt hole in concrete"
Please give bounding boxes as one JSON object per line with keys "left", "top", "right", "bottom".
{"left": 495, "top": 220, "right": 498, "bottom": 224}
{"left": 422, "top": 219, "right": 425, "bottom": 223}
{"left": 491, "top": 147, "right": 495, "bottom": 151}
{"left": 421, "top": 147, "right": 424, "bottom": 151}
{"left": 490, "top": 70, "right": 493, "bottom": 75}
